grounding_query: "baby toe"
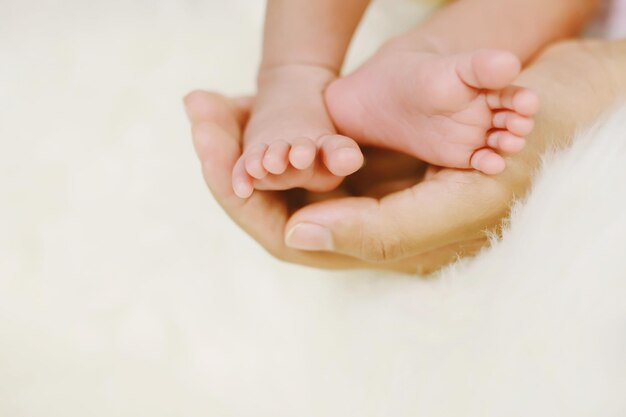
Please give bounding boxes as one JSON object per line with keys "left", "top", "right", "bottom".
{"left": 319, "top": 134, "right": 364, "bottom": 177}
{"left": 512, "top": 88, "right": 540, "bottom": 117}
{"left": 289, "top": 137, "right": 317, "bottom": 170}
{"left": 487, "top": 131, "right": 526, "bottom": 154}
{"left": 244, "top": 143, "right": 269, "bottom": 179}
{"left": 492, "top": 111, "right": 535, "bottom": 137}
{"left": 470, "top": 148, "right": 506, "bottom": 175}
{"left": 486, "top": 86, "right": 519, "bottom": 108}
{"left": 487, "top": 86, "right": 539, "bottom": 117}
{"left": 263, "top": 140, "right": 291, "bottom": 175}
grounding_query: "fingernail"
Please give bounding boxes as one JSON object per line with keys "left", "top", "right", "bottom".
{"left": 285, "top": 223, "right": 334, "bottom": 251}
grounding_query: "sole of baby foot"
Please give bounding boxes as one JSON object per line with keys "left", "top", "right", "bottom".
{"left": 326, "top": 48, "right": 539, "bottom": 176}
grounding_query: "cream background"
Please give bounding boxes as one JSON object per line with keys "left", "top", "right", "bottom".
{"left": 1, "top": 0, "right": 625, "bottom": 415}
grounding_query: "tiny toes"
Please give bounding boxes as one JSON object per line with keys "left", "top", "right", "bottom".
{"left": 512, "top": 89, "right": 540, "bottom": 117}
{"left": 487, "top": 131, "right": 526, "bottom": 154}
{"left": 319, "top": 134, "right": 364, "bottom": 176}
{"left": 289, "top": 137, "right": 317, "bottom": 170}
{"left": 244, "top": 143, "right": 269, "bottom": 179}
{"left": 487, "top": 86, "right": 540, "bottom": 117}
{"left": 492, "top": 111, "right": 535, "bottom": 137}
{"left": 470, "top": 148, "right": 506, "bottom": 175}
{"left": 263, "top": 140, "right": 290, "bottom": 175}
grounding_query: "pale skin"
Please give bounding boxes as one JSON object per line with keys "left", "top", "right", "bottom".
{"left": 188, "top": 39, "right": 626, "bottom": 274}
{"left": 232, "top": 0, "right": 600, "bottom": 198}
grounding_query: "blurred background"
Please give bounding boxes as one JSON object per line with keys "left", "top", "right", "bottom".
{"left": 2, "top": 1, "right": 625, "bottom": 416}
{"left": 0, "top": 1, "right": 439, "bottom": 415}
{"left": 0, "top": 0, "right": 433, "bottom": 286}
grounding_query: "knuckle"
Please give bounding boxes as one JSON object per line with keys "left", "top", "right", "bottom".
{"left": 356, "top": 201, "right": 409, "bottom": 263}
{"left": 359, "top": 236, "right": 387, "bottom": 262}
{"left": 360, "top": 233, "right": 405, "bottom": 263}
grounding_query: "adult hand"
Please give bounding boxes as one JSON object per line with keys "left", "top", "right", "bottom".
{"left": 184, "top": 91, "right": 516, "bottom": 274}
{"left": 185, "top": 41, "right": 621, "bottom": 274}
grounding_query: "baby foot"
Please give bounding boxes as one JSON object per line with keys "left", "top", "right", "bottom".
{"left": 325, "top": 47, "right": 539, "bottom": 175}
{"left": 232, "top": 65, "right": 364, "bottom": 198}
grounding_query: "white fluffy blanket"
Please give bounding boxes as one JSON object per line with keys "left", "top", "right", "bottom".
{"left": 1, "top": 0, "right": 625, "bottom": 415}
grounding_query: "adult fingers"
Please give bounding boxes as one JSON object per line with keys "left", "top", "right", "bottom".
{"left": 284, "top": 171, "right": 510, "bottom": 263}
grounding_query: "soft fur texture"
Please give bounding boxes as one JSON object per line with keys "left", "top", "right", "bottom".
{"left": 1, "top": 0, "right": 625, "bottom": 415}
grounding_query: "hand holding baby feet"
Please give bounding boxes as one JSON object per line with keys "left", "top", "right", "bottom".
{"left": 232, "top": 65, "right": 364, "bottom": 198}
{"left": 326, "top": 44, "right": 540, "bottom": 175}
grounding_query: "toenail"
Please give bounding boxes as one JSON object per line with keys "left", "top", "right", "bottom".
{"left": 285, "top": 223, "right": 334, "bottom": 251}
